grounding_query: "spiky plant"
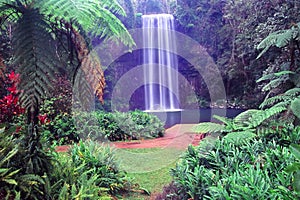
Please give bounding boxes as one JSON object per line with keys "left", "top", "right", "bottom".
{"left": 0, "top": 0, "right": 134, "bottom": 124}
{"left": 255, "top": 22, "right": 300, "bottom": 124}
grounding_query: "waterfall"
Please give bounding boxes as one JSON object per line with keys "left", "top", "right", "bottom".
{"left": 142, "top": 14, "right": 179, "bottom": 111}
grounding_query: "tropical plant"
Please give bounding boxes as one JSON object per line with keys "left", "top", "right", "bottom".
{"left": 192, "top": 105, "right": 286, "bottom": 145}
{"left": 0, "top": 71, "right": 25, "bottom": 124}
{"left": 0, "top": 124, "right": 55, "bottom": 200}
{"left": 285, "top": 144, "right": 300, "bottom": 193}
{"left": 0, "top": 0, "right": 134, "bottom": 124}
{"left": 49, "top": 140, "right": 134, "bottom": 199}
{"left": 166, "top": 126, "right": 300, "bottom": 199}
{"left": 93, "top": 110, "right": 164, "bottom": 141}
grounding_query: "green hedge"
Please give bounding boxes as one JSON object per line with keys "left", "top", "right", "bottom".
{"left": 92, "top": 110, "right": 165, "bottom": 141}
{"left": 46, "top": 110, "right": 165, "bottom": 144}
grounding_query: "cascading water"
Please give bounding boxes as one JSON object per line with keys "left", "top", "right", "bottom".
{"left": 142, "top": 14, "right": 179, "bottom": 111}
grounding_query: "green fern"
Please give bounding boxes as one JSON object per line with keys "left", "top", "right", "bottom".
{"left": 223, "top": 130, "right": 256, "bottom": 145}
{"left": 260, "top": 87, "right": 300, "bottom": 109}
{"left": 291, "top": 98, "right": 300, "bottom": 119}
{"left": 192, "top": 122, "right": 226, "bottom": 134}
{"left": 36, "top": 0, "right": 134, "bottom": 47}
{"left": 249, "top": 106, "right": 286, "bottom": 128}
{"left": 12, "top": 8, "right": 58, "bottom": 112}
{"left": 192, "top": 105, "right": 286, "bottom": 144}
{"left": 256, "top": 70, "right": 295, "bottom": 83}
{"left": 256, "top": 22, "right": 300, "bottom": 59}
{"left": 233, "top": 109, "right": 261, "bottom": 128}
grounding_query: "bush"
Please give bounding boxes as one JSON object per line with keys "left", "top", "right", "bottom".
{"left": 161, "top": 125, "right": 300, "bottom": 200}
{"left": 0, "top": 124, "right": 54, "bottom": 200}
{"left": 50, "top": 140, "right": 134, "bottom": 199}
{"left": 93, "top": 110, "right": 164, "bottom": 141}
{"left": 41, "top": 110, "right": 165, "bottom": 144}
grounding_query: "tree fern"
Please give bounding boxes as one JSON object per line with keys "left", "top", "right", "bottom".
{"left": 192, "top": 105, "right": 286, "bottom": 144}
{"left": 223, "top": 130, "right": 256, "bottom": 145}
{"left": 36, "top": 0, "right": 134, "bottom": 47}
{"left": 249, "top": 106, "right": 287, "bottom": 128}
{"left": 71, "top": 29, "right": 105, "bottom": 108}
{"left": 0, "top": 0, "right": 134, "bottom": 123}
{"left": 233, "top": 109, "right": 262, "bottom": 128}
{"left": 259, "top": 87, "right": 300, "bottom": 109}
{"left": 12, "top": 8, "right": 58, "bottom": 119}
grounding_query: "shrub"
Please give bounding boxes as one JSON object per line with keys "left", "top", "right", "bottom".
{"left": 155, "top": 181, "right": 185, "bottom": 200}
{"left": 0, "top": 124, "right": 54, "bottom": 200}
{"left": 41, "top": 109, "right": 165, "bottom": 144}
{"left": 41, "top": 112, "right": 79, "bottom": 145}
{"left": 94, "top": 110, "right": 164, "bottom": 141}
{"left": 0, "top": 71, "right": 25, "bottom": 124}
{"left": 50, "top": 140, "right": 133, "bottom": 199}
{"left": 163, "top": 125, "right": 300, "bottom": 200}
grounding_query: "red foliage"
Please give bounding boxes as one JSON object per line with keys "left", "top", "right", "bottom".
{"left": 38, "top": 113, "right": 50, "bottom": 125}
{"left": 0, "top": 71, "right": 25, "bottom": 123}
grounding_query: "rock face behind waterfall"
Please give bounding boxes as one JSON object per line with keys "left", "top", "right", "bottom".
{"left": 142, "top": 14, "right": 180, "bottom": 111}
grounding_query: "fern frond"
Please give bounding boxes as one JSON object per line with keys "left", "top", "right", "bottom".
{"left": 36, "top": 0, "right": 134, "bottom": 47}
{"left": 71, "top": 29, "right": 105, "bottom": 110}
{"left": 213, "top": 115, "right": 232, "bottom": 125}
{"left": 12, "top": 8, "right": 59, "bottom": 111}
{"left": 262, "top": 78, "right": 284, "bottom": 92}
{"left": 257, "top": 23, "right": 300, "bottom": 58}
{"left": 291, "top": 98, "right": 300, "bottom": 119}
{"left": 250, "top": 106, "right": 286, "bottom": 128}
{"left": 223, "top": 130, "right": 256, "bottom": 145}
{"left": 256, "top": 126, "right": 277, "bottom": 135}
{"left": 256, "top": 73, "right": 275, "bottom": 83}
{"left": 233, "top": 109, "right": 260, "bottom": 127}
{"left": 285, "top": 88, "right": 300, "bottom": 96}
{"left": 259, "top": 94, "right": 288, "bottom": 109}
{"left": 192, "top": 122, "right": 226, "bottom": 134}
{"left": 274, "top": 70, "right": 295, "bottom": 77}
{"left": 259, "top": 87, "right": 300, "bottom": 109}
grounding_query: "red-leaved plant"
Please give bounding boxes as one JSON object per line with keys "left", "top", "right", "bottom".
{"left": 0, "top": 71, "right": 25, "bottom": 123}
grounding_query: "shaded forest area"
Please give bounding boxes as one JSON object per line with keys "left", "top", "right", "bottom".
{"left": 103, "top": 0, "right": 300, "bottom": 110}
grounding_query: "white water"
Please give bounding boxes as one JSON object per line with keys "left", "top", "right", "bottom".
{"left": 142, "top": 14, "right": 179, "bottom": 111}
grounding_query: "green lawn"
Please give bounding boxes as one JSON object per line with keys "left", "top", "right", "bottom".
{"left": 115, "top": 148, "right": 184, "bottom": 199}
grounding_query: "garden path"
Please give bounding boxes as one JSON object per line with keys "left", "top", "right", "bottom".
{"left": 113, "top": 124, "right": 203, "bottom": 149}
{"left": 55, "top": 124, "right": 203, "bottom": 152}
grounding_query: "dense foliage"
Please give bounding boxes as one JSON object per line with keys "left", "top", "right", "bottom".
{"left": 0, "top": 72, "right": 24, "bottom": 123}
{"left": 41, "top": 110, "right": 165, "bottom": 144}
{"left": 162, "top": 126, "right": 300, "bottom": 199}
{"left": 0, "top": 126, "right": 135, "bottom": 199}
{"left": 91, "top": 110, "right": 165, "bottom": 141}
{"left": 157, "top": 17, "right": 300, "bottom": 199}
{"left": 0, "top": 0, "right": 134, "bottom": 124}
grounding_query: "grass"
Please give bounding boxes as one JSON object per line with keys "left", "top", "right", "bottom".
{"left": 115, "top": 147, "right": 184, "bottom": 200}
